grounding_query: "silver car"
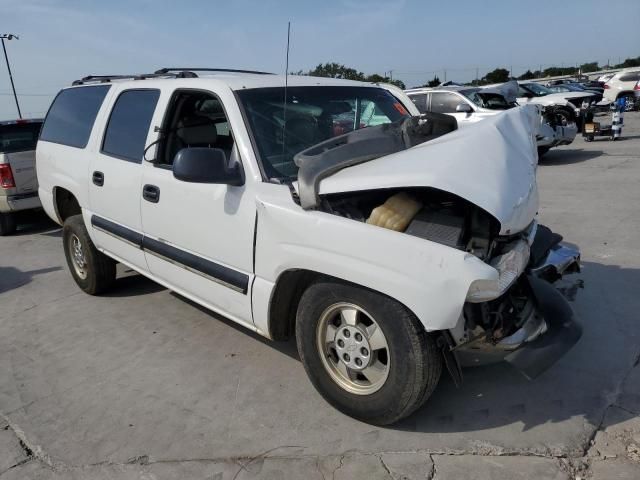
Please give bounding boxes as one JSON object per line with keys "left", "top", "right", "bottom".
{"left": 0, "top": 119, "right": 43, "bottom": 235}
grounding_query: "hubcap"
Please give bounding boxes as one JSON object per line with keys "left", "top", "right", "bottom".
{"left": 316, "top": 302, "right": 390, "bottom": 395}
{"left": 69, "top": 234, "right": 88, "bottom": 279}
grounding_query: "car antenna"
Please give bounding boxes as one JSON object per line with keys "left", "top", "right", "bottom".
{"left": 282, "top": 21, "right": 291, "bottom": 156}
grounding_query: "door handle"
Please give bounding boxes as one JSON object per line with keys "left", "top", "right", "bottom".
{"left": 92, "top": 171, "right": 104, "bottom": 187}
{"left": 142, "top": 184, "right": 160, "bottom": 203}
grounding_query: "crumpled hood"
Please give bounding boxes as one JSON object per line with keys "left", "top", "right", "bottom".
{"left": 314, "top": 105, "right": 540, "bottom": 235}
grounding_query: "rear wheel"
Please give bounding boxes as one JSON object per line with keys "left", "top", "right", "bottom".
{"left": 296, "top": 280, "right": 442, "bottom": 425}
{"left": 0, "top": 212, "right": 17, "bottom": 236}
{"left": 63, "top": 214, "right": 116, "bottom": 294}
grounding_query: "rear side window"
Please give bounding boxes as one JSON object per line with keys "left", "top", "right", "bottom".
{"left": 0, "top": 123, "right": 42, "bottom": 153}
{"left": 40, "top": 85, "right": 110, "bottom": 148}
{"left": 619, "top": 72, "right": 640, "bottom": 82}
{"left": 408, "top": 93, "right": 428, "bottom": 113}
{"left": 102, "top": 89, "right": 160, "bottom": 163}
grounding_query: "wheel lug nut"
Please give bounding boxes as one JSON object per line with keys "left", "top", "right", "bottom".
{"left": 343, "top": 353, "right": 350, "bottom": 362}
{"left": 343, "top": 329, "right": 350, "bottom": 338}
{"left": 361, "top": 347, "right": 368, "bottom": 356}
{"left": 355, "top": 358, "right": 362, "bottom": 367}
{"left": 354, "top": 332, "right": 363, "bottom": 342}
{"left": 337, "top": 339, "right": 344, "bottom": 348}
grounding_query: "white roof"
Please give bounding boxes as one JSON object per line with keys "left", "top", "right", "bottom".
{"left": 68, "top": 73, "right": 373, "bottom": 91}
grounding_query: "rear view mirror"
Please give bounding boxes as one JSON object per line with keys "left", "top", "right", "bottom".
{"left": 455, "top": 103, "right": 473, "bottom": 113}
{"left": 173, "top": 148, "right": 244, "bottom": 186}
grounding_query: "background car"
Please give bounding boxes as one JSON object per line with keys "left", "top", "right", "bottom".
{"left": 603, "top": 68, "right": 640, "bottom": 110}
{"left": 547, "top": 83, "right": 603, "bottom": 103}
{"left": 0, "top": 119, "right": 43, "bottom": 235}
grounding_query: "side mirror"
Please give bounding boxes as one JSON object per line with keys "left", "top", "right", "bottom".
{"left": 173, "top": 148, "right": 244, "bottom": 186}
{"left": 455, "top": 103, "right": 473, "bottom": 113}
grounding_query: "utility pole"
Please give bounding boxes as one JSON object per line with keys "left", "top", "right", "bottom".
{"left": 0, "top": 34, "right": 21, "bottom": 119}
{"left": 475, "top": 67, "right": 479, "bottom": 85}
{"left": 443, "top": 69, "right": 446, "bottom": 82}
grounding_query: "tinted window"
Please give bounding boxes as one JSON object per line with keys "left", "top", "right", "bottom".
{"left": 430, "top": 92, "right": 463, "bottom": 113}
{"left": 40, "top": 85, "right": 110, "bottom": 148}
{"left": 619, "top": 72, "right": 640, "bottom": 82}
{"left": 408, "top": 93, "right": 428, "bottom": 113}
{"left": 102, "top": 89, "right": 160, "bottom": 162}
{"left": 0, "top": 123, "right": 42, "bottom": 153}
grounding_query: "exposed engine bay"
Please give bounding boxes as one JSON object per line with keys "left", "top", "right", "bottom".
{"left": 321, "top": 188, "right": 498, "bottom": 260}
{"left": 321, "top": 187, "right": 581, "bottom": 380}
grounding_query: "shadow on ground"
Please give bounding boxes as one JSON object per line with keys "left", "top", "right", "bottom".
{"left": 0, "top": 266, "right": 62, "bottom": 293}
{"left": 11, "top": 210, "right": 60, "bottom": 237}
{"left": 540, "top": 148, "right": 604, "bottom": 166}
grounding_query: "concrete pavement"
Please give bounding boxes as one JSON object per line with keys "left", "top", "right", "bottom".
{"left": 1, "top": 112, "right": 640, "bottom": 479}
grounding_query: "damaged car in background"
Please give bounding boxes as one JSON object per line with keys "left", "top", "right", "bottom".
{"left": 37, "top": 73, "right": 582, "bottom": 426}
{"left": 404, "top": 82, "right": 577, "bottom": 157}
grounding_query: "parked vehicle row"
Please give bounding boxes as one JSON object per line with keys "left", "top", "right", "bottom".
{"left": 31, "top": 68, "right": 582, "bottom": 425}
{"left": 404, "top": 82, "right": 578, "bottom": 156}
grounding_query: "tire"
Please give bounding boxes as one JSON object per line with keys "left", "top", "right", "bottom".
{"left": 0, "top": 212, "right": 17, "bottom": 236}
{"left": 62, "top": 214, "right": 116, "bottom": 294}
{"left": 296, "top": 280, "right": 442, "bottom": 425}
{"left": 537, "top": 146, "right": 550, "bottom": 158}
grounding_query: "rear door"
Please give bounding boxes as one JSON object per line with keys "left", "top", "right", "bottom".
{"left": 0, "top": 122, "right": 41, "bottom": 194}
{"left": 88, "top": 88, "right": 160, "bottom": 271}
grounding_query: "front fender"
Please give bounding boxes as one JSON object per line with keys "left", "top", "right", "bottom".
{"left": 253, "top": 185, "right": 497, "bottom": 333}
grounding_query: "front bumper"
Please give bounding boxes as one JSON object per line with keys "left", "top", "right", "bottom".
{"left": 457, "top": 275, "right": 582, "bottom": 379}
{"left": 0, "top": 192, "right": 41, "bottom": 213}
{"left": 537, "top": 123, "right": 577, "bottom": 148}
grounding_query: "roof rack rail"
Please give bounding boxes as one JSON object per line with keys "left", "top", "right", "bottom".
{"left": 71, "top": 71, "right": 198, "bottom": 86}
{"left": 154, "top": 67, "right": 274, "bottom": 75}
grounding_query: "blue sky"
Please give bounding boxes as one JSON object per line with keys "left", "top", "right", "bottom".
{"left": 1, "top": 0, "right": 639, "bottom": 119}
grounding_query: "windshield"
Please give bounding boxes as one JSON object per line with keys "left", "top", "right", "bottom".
{"left": 0, "top": 123, "right": 42, "bottom": 153}
{"left": 237, "top": 86, "right": 410, "bottom": 180}
{"left": 522, "top": 83, "right": 552, "bottom": 96}
{"left": 460, "top": 89, "right": 512, "bottom": 110}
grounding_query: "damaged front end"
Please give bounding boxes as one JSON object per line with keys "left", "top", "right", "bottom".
{"left": 456, "top": 223, "right": 582, "bottom": 380}
{"left": 291, "top": 107, "right": 581, "bottom": 382}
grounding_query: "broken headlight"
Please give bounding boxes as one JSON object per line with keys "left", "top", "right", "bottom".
{"left": 466, "top": 240, "right": 530, "bottom": 303}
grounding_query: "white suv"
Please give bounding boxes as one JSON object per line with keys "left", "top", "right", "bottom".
{"left": 603, "top": 68, "right": 640, "bottom": 109}
{"left": 37, "top": 68, "right": 582, "bottom": 425}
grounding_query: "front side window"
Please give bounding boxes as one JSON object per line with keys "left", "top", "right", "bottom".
{"left": 157, "top": 90, "right": 235, "bottom": 166}
{"left": 102, "top": 89, "right": 160, "bottom": 162}
{"left": 237, "top": 86, "right": 409, "bottom": 179}
{"left": 430, "top": 92, "right": 463, "bottom": 113}
{"left": 0, "top": 123, "right": 42, "bottom": 153}
{"left": 40, "top": 85, "right": 110, "bottom": 148}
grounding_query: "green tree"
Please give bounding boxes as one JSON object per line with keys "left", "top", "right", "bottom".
{"left": 518, "top": 70, "right": 536, "bottom": 80}
{"left": 580, "top": 62, "right": 599, "bottom": 73}
{"left": 365, "top": 73, "right": 406, "bottom": 89}
{"left": 308, "top": 63, "right": 365, "bottom": 81}
{"left": 482, "top": 68, "right": 510, "bottom": 84}
{"left": 614, "top": 56, "right": 640, "bottom": 68}
{"left": 424, "top": 75, "right": 440, "bottom": 87}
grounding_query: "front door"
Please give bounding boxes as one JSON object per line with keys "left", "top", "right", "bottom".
{"left": 88, "top": 88, "right": 161, "bottom": 270}
{"left": 140, "top": 88, "right": 256, "bottom": 328}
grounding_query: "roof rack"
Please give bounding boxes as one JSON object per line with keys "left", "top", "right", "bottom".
{"left": 72, "top": 68, "right": 273, "bottom": 86}
{"left": 71, "top": 71, "right": 198, "bottom": 86}
{"left": 154, "top": 67, "right": 274, "bottom": 75}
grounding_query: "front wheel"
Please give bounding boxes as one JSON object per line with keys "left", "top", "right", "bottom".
{"left": 296, "top": 280, "right": 442, "bottom": 425}
{"left": 63, "top": 214, "right": 116, "bottom": 294}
